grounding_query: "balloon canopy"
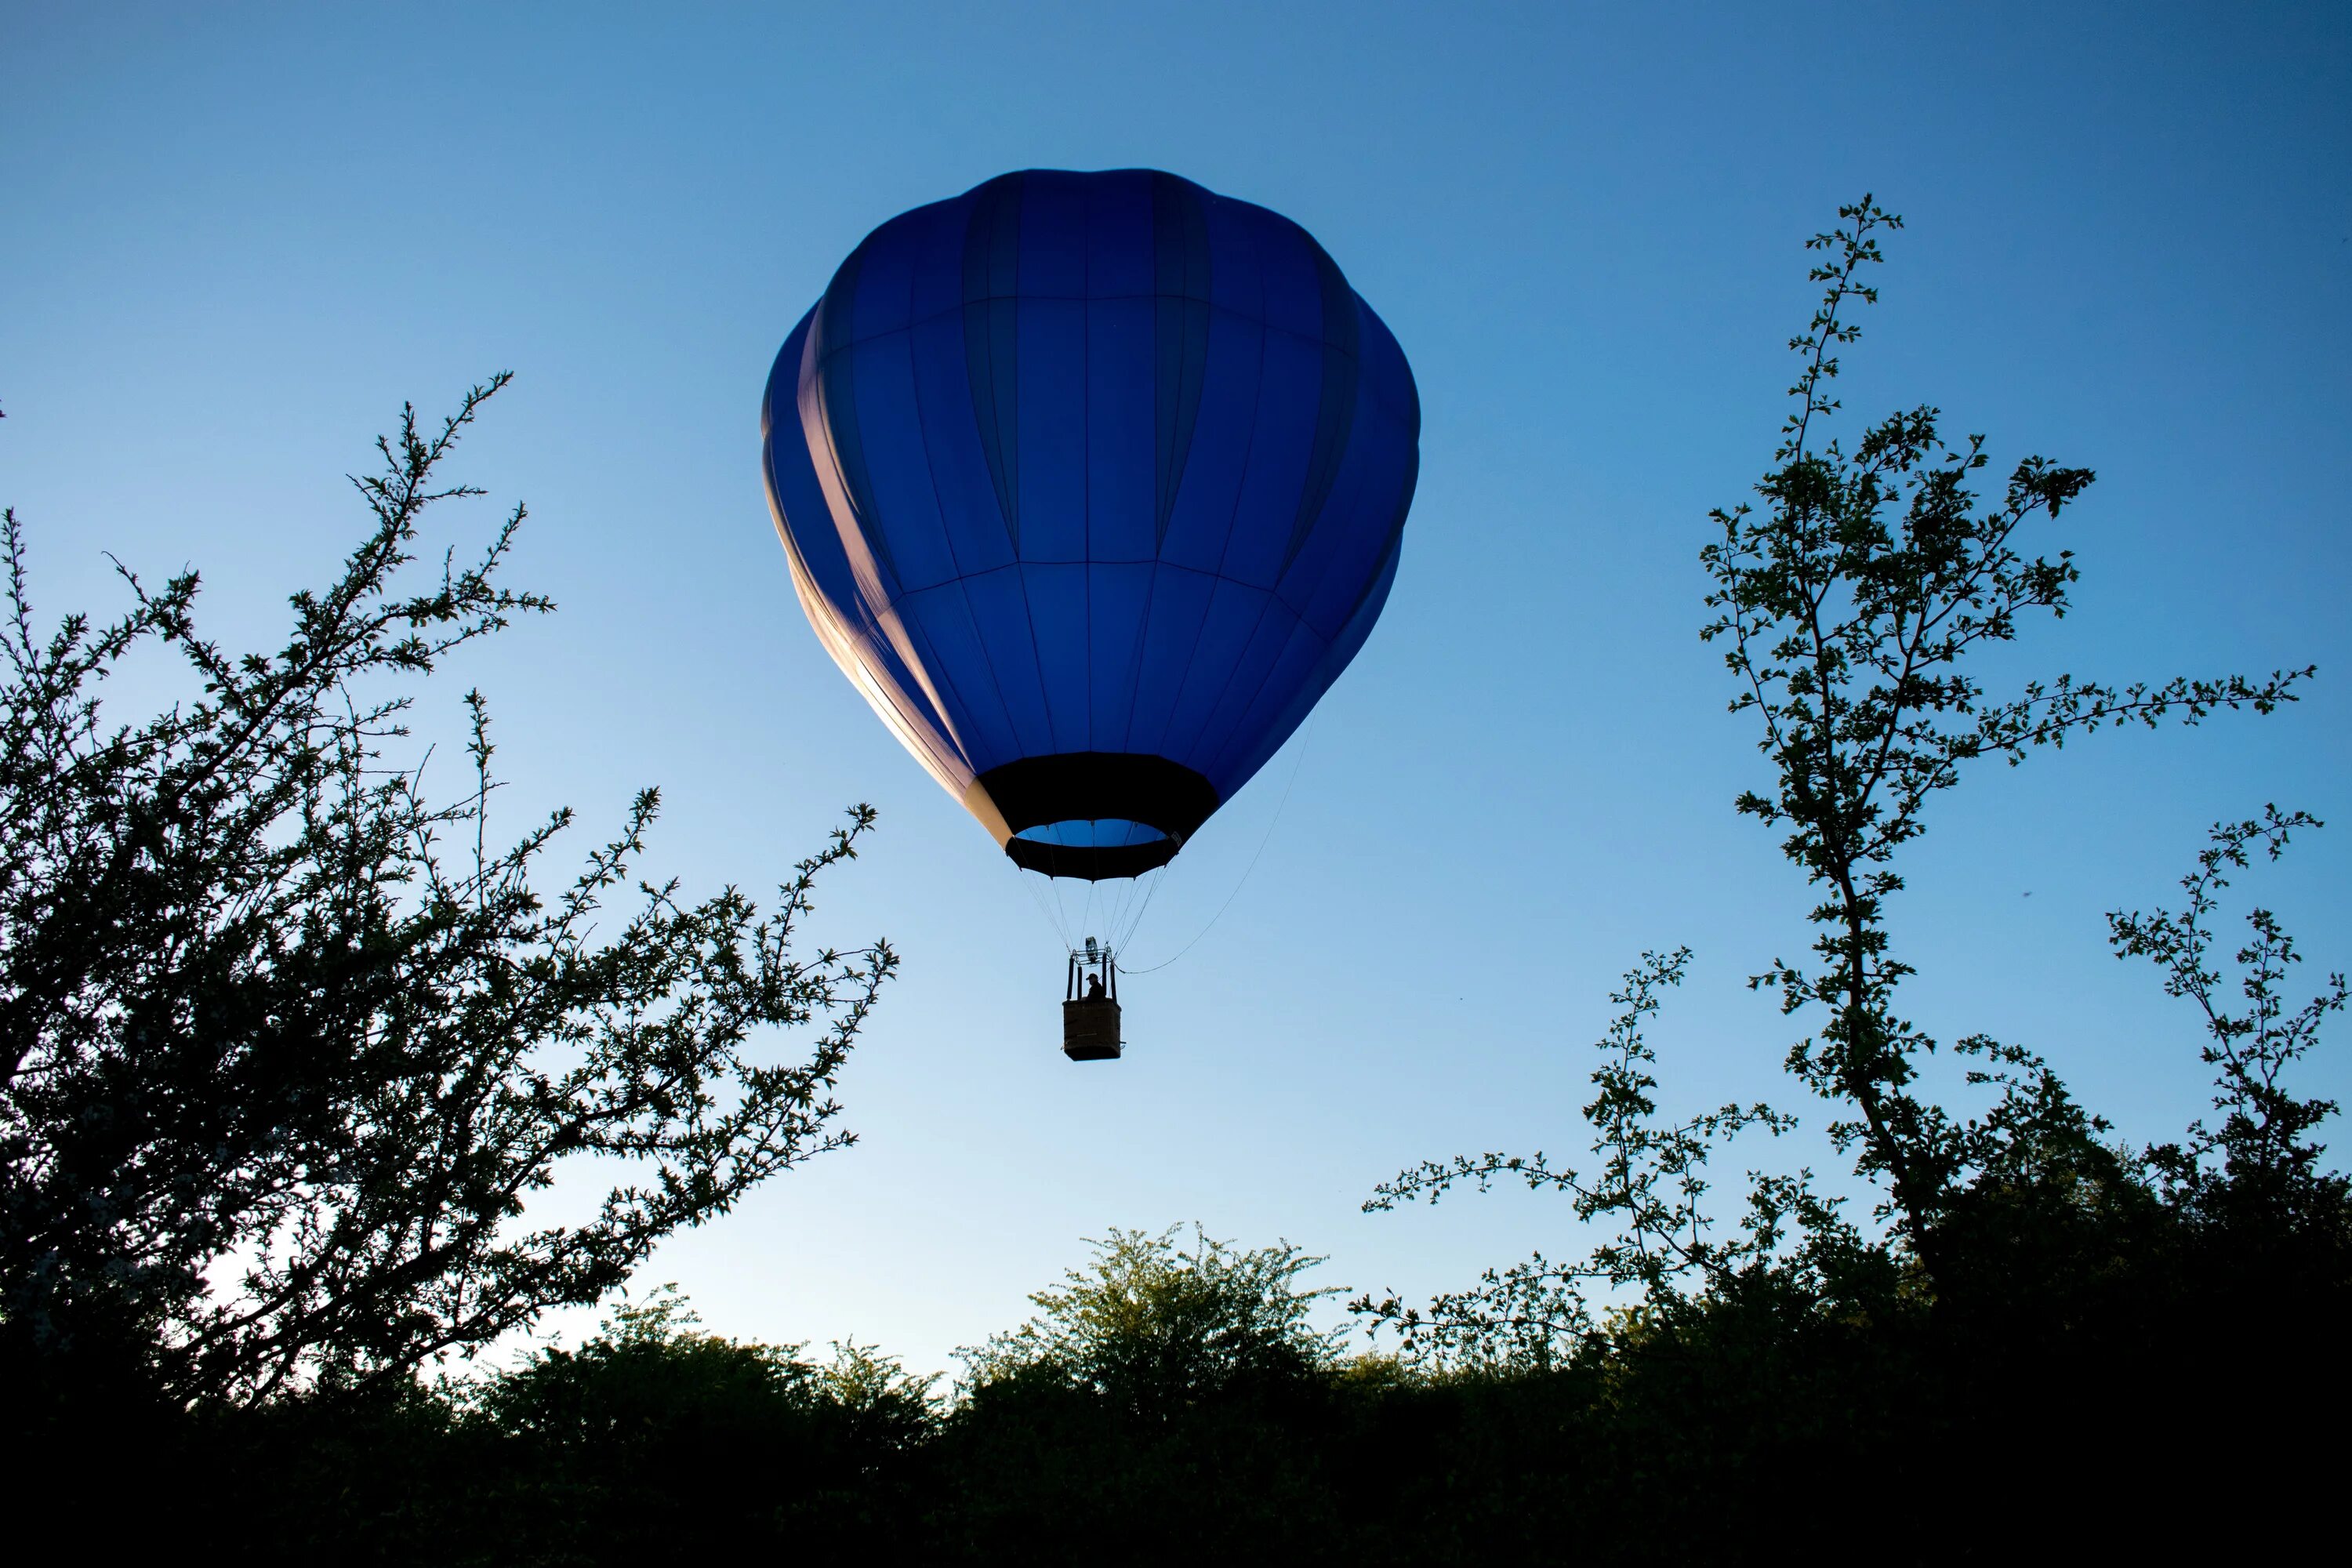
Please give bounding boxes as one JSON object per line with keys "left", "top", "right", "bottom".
{"left": 763, "top": 169, "right": 1420, "bottom": 880}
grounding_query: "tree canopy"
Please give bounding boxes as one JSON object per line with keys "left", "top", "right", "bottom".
{"left": 0, "top": 381, "right": 895, "bottom": 1407}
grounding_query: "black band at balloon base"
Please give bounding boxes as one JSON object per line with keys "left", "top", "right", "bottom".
{"left": 975, "top": 752, "right": 1219, "bottom": 882}
{"left": 1004, "top": 836, "right": 1182, "bottom": 879}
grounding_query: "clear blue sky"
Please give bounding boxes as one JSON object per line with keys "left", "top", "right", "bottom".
{"left": 6, "top": 1, "right": 2346, "bottom": 1375}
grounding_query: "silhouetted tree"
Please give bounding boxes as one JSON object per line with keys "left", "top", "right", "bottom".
{"left": 960, "top": 1225, "right": 1341, "bottom": 1418}
{"left": 0, "top": 379, "right": 895, "bottom": 1407}
{"left": 1357, "top": 193, "right": 2323, "bottom": 1364}
{"left": 465, "top": 1288, "right": 935, "bottom": 1557}
{"left": 1354, "top": 949, "right": 1846, "bottom": 1367}
{"left": 1697, "top": 196, "right": 2307, "bottom": 1278}
{"left": 2111, "top": 808, "right": 2346, "bottom": 1229}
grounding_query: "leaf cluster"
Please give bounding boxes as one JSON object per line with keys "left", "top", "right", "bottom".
{"left": 959, "top": 1225, "right": 1344, "bottom": 1418}
{"left": 2111, "top": 806, "right": 2347, "bottom": 1221}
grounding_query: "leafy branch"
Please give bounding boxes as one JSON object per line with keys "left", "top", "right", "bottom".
{"left": 1, "top": 378, "right": 895, "bottom": 1405}
{"left": 1699, "top": 195, "right": 2308, "bottom": 1276}
{"left": 1354, "top": 949, "right": 1803, "bottom": 1366}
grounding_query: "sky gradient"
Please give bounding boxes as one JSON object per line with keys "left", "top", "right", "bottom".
{"left": 5, "top": 1, "right": 2347, "bottom": 1376}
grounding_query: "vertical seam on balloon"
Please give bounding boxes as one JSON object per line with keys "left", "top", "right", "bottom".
{"left": 1012, "top": 568, "right": 1059, "bottom": 753}
{"left": 991, "top": 186, "right": 1022, "bottom": 546}
{"left": 964, "top": 180, "right": 1022, "bottom": 555}
{"left": 1204, "top": 597, "right": 1341, "bottom": 782}
{"left": 1200, "top": 403, "right": 1391, "bottom": 776}
{"left": 1176, "top": 188, "right": 1210, "bottom": 539}
{"left": 1081, "top": 178, "right": 1095, "bottom": 756}
{"left": 1160, "top": 209, "right": 1272, "bottom": 762}
{"left": 1181, "top": 298, "right": 1364, "bottom": 770}
{"left": 1127, "top": 178, "right": 1200, "bottom": 755}
{"left": 970, "top": 564, "right": 1054, "bottom": 756}
{"left": 906, "top": 265, "right": 1027, "bottom": 763}
{"left": 887, "top": 586, "right": 1004, "bottom": 776}
{"left": 1330, "top": 452, "right": 1415, "bottom": 634}
{"left": 1209, "top": 205, "right": 1271, "bottom": 586}
{"left": 1212, "top": 420, "right": 1408, "bottom": 783}
{"left": 1006, "top": 217, "right": 1062, "bottom": 757}
{"left": 1172, "top": 572, "right": 1294, "bottom": 774}
{"left": 1116, "top": 572, "right": 1160, "bottom": 757}
{"left": 1268, "top": 388, "right": 1382, "bottom": 633}
{"left": 1280, "top": 244, "right": 1363, "bottom": 576}
{"left": 1160, "top": 212, "right": 1269, "bottom": 759}
{"left": 768, "top": 433, "right": 970, "bottom": 793}
{"left": 992, "top": 183, "right": 1016, "bottom": 551}
{"left": 1128, "top": 177, "right": 1163, "bottom": 758}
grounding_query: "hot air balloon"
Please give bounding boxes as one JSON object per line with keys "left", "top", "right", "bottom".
{"left": 762, "top": 169, "right": 1419, "bottom": 1056}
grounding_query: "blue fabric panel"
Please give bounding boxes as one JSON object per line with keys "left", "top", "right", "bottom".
{"left": 1152, "top": 173, "right": 1212, "bottom": 540}
{"left": 848, "top": 337, "right": 957, "bottom": 592}
{"left": 765, "top": 341, "right": 960, "bottom": 784}
{"left": 1276, "top": 455, "right": 1374, "bottom": 633}
{"left": 1185, "top": 593, "right": 1305, "bottom": 771}
{"left": 764, "top": 169, "right": 1420, "bottom": 866}
{"left": 1086, "top": 561, "right": 1155, "bottom": 746}
{"left": 1160, "top": 576, "right": 1275, "bottom": 759}
{"left": 1207, "top": 618, "right": 1327, "bottom": 784}
{"left": 1337, "top": 519, "right": 1405, "bottom": 662}
{"left": 1294, "top": 407, "right": 1414, "bottom": 636}
{"left": 964, "top": 176, "right": 1023, "bottom": 299}
{"left": 960, "top": 563, "right": 1056, "bottom": 757}
{"left": 763, "top": 321, "right": 852, "bottom": 604}
{"left": 1357, "top": 301, "right": 1421, "bottom": 431}
{"left": 1084, "top": 295, "right": 1156, "bottom": 562}
{"left": 1022, "top": 561, "right": 1091, "bottom": 750}
{"left": 1202, "top": 191, "right": 1269, "bottom": 318}
{"left": 1215, "top": 327, "right": 1322, "bottom": 587}
{"left": 908, "top": 310, "right": 1015, "bottom": 577}
{"left": 892, "top": 579, "right": 1019, "bottom": 771}
{"left": 1278, "top": 383, "right": 1397, "bottom": 630}
{"left": 1018, "top": 172, "right": 1088, "bottom": 298}
{"left": 811, "top": 250, "right": 899, "bottom": 593}
{"left": 908, "top": 194, "right": 967, "bottom": 323}
{"left": 1221, "top": 531, "right": 1402, "bottom": 792}
{"left": 1119, "top": 562, "right": 1218, "bottom": 755}
{"left": 1251, "top": 206, "right": 1325, "bottom": 343}
{"left": 1284, "top": 241, "right": 1363, "bottom": 568}
{"left": 1324, "top": 407, "right": 1417, "bottom": 644}
{"left": 1015, "top": 297, "right": 1087, "bottom": 561}
{"left": 849, "top": 216, "right": 918, "bottom": 340}
{"left": 961, "top": 177, "right": 1023, "bottom": 550}
{"left": 1154, "top": 307, "right": 1263, "bottom": 575}
{"left": 1084, "top": 171, "right": 1153, "bottom": 299}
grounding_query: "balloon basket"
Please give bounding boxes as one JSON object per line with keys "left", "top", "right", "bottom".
{"left": 1062, "top": 997, "right": 1123, "bottom": 1062}
{"left": 1063, "top": 946, "right": 1123, "bottom": 1061}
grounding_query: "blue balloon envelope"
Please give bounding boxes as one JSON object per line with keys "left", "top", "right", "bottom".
{"left": 763, "top": 169, "right": 1419, "bottom": 880}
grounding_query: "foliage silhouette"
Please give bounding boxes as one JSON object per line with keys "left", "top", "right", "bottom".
{"left": 960, "top": 1224, "right": 1342, "bottom": 1417}
{"left": 1353, "top": 948, "right": 1836, "bottom": 1366}
{"left": 1697, "top": 196, "right": 2308, "bottom": 1275}
{"left": 2111, "top": 805, "right": 2346, "bottom": 1216}
{"left": 0, "top": 380, "right": 895, "bottom": 1408}
{"left": 1332, "top": 194, "right": 2345, "bottom": 1557}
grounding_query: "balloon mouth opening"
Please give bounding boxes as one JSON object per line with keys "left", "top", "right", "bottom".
{"left": 1014, "top": 818, "right": 1170, "bottom": 850}
{"left": 975, "top": 753, "right": 1218, "bottom": 881}
{"left": 1009, "top": 820, "right": 1174, "bottom": 880}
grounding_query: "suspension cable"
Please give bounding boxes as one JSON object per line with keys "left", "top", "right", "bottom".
{"left": 1119, "top": 718, "right": 1316, "bottom": 975}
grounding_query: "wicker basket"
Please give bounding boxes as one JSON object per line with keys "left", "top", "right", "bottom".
{"left": 1062, "top": 998, "right": 1123, "bottom": 1062}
